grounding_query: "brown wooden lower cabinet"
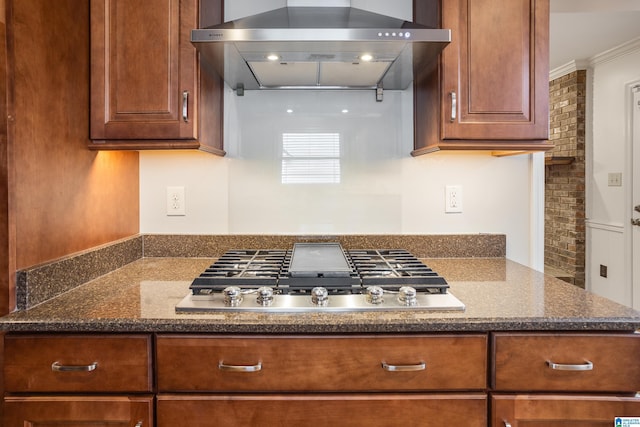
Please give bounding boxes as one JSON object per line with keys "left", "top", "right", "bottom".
{"left": 4, "top": 332, "right": 640, "bottom": 425}
{"left": 157, "top": 393, "right": 487, "bottom": 427}
{"left": 3, "top": 396, "right": 153, "bottom": 426}
{"left": 492, "top": 394, "right": 640, "bottom": 426}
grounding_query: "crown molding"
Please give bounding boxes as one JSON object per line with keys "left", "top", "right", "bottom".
{"left": 589, "top": 36, "right": 640, "bottom": 66}
{"left": 550, "top": 36, "right": 640, "bottom": 81}
{"left": 549, "top": 60, "right": 589, "bottom": 81}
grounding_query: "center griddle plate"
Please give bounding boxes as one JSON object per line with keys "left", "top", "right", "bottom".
{"left": 288, "top": 243, "right": 354, "bottom": 278}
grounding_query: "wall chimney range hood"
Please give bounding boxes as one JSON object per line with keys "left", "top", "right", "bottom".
{"left": 191, "top": 7, "right": 450, "bottom": 96}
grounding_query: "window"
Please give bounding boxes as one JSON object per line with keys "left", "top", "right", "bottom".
{"left": 281, "top": 133, "right": 341, "bottom": 184}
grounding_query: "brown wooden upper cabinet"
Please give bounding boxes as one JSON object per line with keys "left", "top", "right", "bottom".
{"left": 89, "top": 0, "right": 224, "bottom": 155}
{"left": 413, "top": 0, "right": 553, "bottom": 155}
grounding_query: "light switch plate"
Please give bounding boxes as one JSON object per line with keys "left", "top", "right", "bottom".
{"left": 607, "top": 173, "right": 622, "bottom": 186}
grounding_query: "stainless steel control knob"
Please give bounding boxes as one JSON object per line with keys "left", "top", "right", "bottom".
{"left": 398, "top": 286, "right": 417, "bottom": 306}
{"left": 311, "top": 287, "right": 329, "bottom": 307}
{"left": 223, "top": 286, "right": 243, "bottom": 307}
{"left": 256, "top": 286, "right": 274, "bottom": 306}
{"left": 366, "top": 286, "right": 385, "bottom": 304}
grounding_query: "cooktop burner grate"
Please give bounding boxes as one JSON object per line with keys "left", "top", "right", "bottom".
{"left": 189, "top": 246, "right": 448, "bottom": 296}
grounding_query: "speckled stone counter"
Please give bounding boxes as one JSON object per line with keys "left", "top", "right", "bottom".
{"left": 2, "top": 257, "right": 639, "bottom": 333}
{"left": 15, "top": 234, "right": 506, "bottom": 310}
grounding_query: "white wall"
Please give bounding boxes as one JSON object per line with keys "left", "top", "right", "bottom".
{"left": 586, "top": 40, "right": 640, "bottom": 305}
{"left": 138, "top": 0, "right": 543, "bottom": 269}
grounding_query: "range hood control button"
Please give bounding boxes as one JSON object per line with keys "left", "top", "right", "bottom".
{"left": 256, "top": 287, "right": 274, "bottom": 306}
{"left": 366, "top": 286, "right": 385, "bottom": 305}
{"left": 311, "top": 287, "right": 329, "bottom": 307}
{"left": 398, "top": 286, "right": 417, "bottom": 306}
{"left": 223, "top": 286, "right": 243, "bottom": 307}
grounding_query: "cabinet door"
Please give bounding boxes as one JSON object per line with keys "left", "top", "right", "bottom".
{"left": 158, "top": 393, "right": 487, "bottom": 427}
{"left": 441, "top": 0, "right": 549, "bottom": 141}
{"left": 90, "top": 0, "right": 197, "bottom": 142}
{"left": 492, "top": 394, "right": 640, "bottom": 427}
{"left": 4, "top": 396, "right": 153, "bottom": 427}
{"left": 413, "top": 0, "right": 552, "bottom": 154}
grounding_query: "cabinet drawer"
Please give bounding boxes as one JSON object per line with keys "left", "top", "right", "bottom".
{"left": 4, "top": 334, "right": 152, "bottom": 393}
{"left": 157, "top": 334, "right": 487, "bottom": 392}
{"left": 157, "top": 393, "right": 487, "bottom": 427}
{"left": 4, "top": 395, "right": 153, "bottom": 427}
{"left": 492, "top": 394, "right": 640, "bottom": 426}
{"left": 493, "top": 333, "right": 640, "bottom": 392}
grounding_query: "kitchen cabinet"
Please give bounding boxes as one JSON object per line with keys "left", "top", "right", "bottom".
{"left": 491, "top": 332, "right": 640, "bottom": 426}
{"left": 89, "top": 0, "right": 224, "bottom": 155}
{"left": 4, "top": 331, "right": 640, "bottom": 425}
{"left": 3, "top": 334, "right": 153, "bottom": 426}
{"left": 156, "top": 334, "right": 488, "bottom": 426}
{"left": 413, "top": 0, "right": 553, "bottom": 155}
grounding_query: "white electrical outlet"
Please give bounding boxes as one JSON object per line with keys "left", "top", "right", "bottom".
{"left": 166, "top": 186, "right": 185, "bottom": 216}
{"left": 445, "top": 185, "right": 463, "bottom": 213}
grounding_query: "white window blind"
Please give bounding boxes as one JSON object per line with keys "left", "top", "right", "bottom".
{"left": 281, "top": 133, "right": 341, "bottom": 184}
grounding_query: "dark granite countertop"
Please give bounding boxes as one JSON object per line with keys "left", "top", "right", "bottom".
{"left": 1, "top": 257, "right": 639, "bottom": 334}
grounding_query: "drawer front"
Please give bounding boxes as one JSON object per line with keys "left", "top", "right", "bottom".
{"left": 157, "top": 393, "right": 487, "bottom": 427}
{"left": 4, "top": 334, "right": 152, "bottom": 393}
{"left": 156, "top": 334, "right": 487, "bottom": 392}
{"left": 493, "top": 333, "right": 640, "bottom": 392}
{"left": 492, "top": 394, "right": 640, "bottom": 426}
{"left": 4, "top": 395, "right": 153, "bottom": 427}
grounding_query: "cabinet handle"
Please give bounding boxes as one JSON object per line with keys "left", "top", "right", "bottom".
{"left": 218, "top": 361, "right": 262, "bottom": 372}
{"left": 504, "top": 422, "right": 512, "bottom": 427}
{"left": 182, "top": 90, "right": 189, "bottom": 122}
{"left": 135, "top": 422, "right": 143, "bottom": 427}
{"left": 546, "top": 360, "right": 593, "bottom": 371}
{"left": 381, "top": 361, "right": 426, "bottom": 372}
{"left": 51, "top": 361, "right": 98, "bottom": 372}
{"left": 450, "top": 91, "right": 457, "bottom": 122}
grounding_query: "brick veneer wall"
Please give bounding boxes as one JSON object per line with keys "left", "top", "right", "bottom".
{"left": 545, "top": 71, "right": 586, "bottom": 288}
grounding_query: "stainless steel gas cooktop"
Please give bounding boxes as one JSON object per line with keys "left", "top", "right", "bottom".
{"left": 176, "top": 243, "right": 465, "bottom": 313}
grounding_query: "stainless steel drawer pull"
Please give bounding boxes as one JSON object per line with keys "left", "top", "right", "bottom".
{"left": 450, "top": 91, "right": 457, "bottom": 122}
{"left": 218, "top": 361, "right": 262, "bottom": 372}
{"left": 546, "top": 360, "right": 593, "bottom": 371}
{"left": 182, "top": 90, "right": 189, "bottom": 122}
{"left": 51, "top": 361, "right": 98, "bottom": 372}
{"left": 381, "top": 361, "right": 426, "bottom": 372}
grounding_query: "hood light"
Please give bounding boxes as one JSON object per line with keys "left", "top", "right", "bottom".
{"left": 359, "top": 54, "right": 373, "bottom": 62}
{"left": 267, "top": 54, "right": 280, "bottom": 61}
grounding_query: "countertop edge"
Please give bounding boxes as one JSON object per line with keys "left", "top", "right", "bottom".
{"left": 2, "top": 318, "right": 639, "bottom": 334}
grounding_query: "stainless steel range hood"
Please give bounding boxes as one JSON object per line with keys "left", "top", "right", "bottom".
{"left": 191, "top": 7, "right": 450, "bottom": 94}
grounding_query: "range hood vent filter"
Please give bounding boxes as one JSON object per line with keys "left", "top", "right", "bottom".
{"left": 192, "top": 7, "right": 451, "bottom": 93}
{"left": 248, "top": 61, "right": 392, "bottom": 88}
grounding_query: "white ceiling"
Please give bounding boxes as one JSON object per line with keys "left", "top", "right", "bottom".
{"left": 550, "top": 0, "right": 640, "bottom": 70}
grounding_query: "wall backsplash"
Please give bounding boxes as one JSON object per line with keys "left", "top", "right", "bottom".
{"left": 140, "top": 83, "right": 537, "bottom": 267}
{"left": 224, "top": 89, "right": 412, "bottom": 234}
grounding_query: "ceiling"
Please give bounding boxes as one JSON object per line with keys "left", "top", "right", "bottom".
{"left": 549, "top": 0, "right": 640, "bottom": 70}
